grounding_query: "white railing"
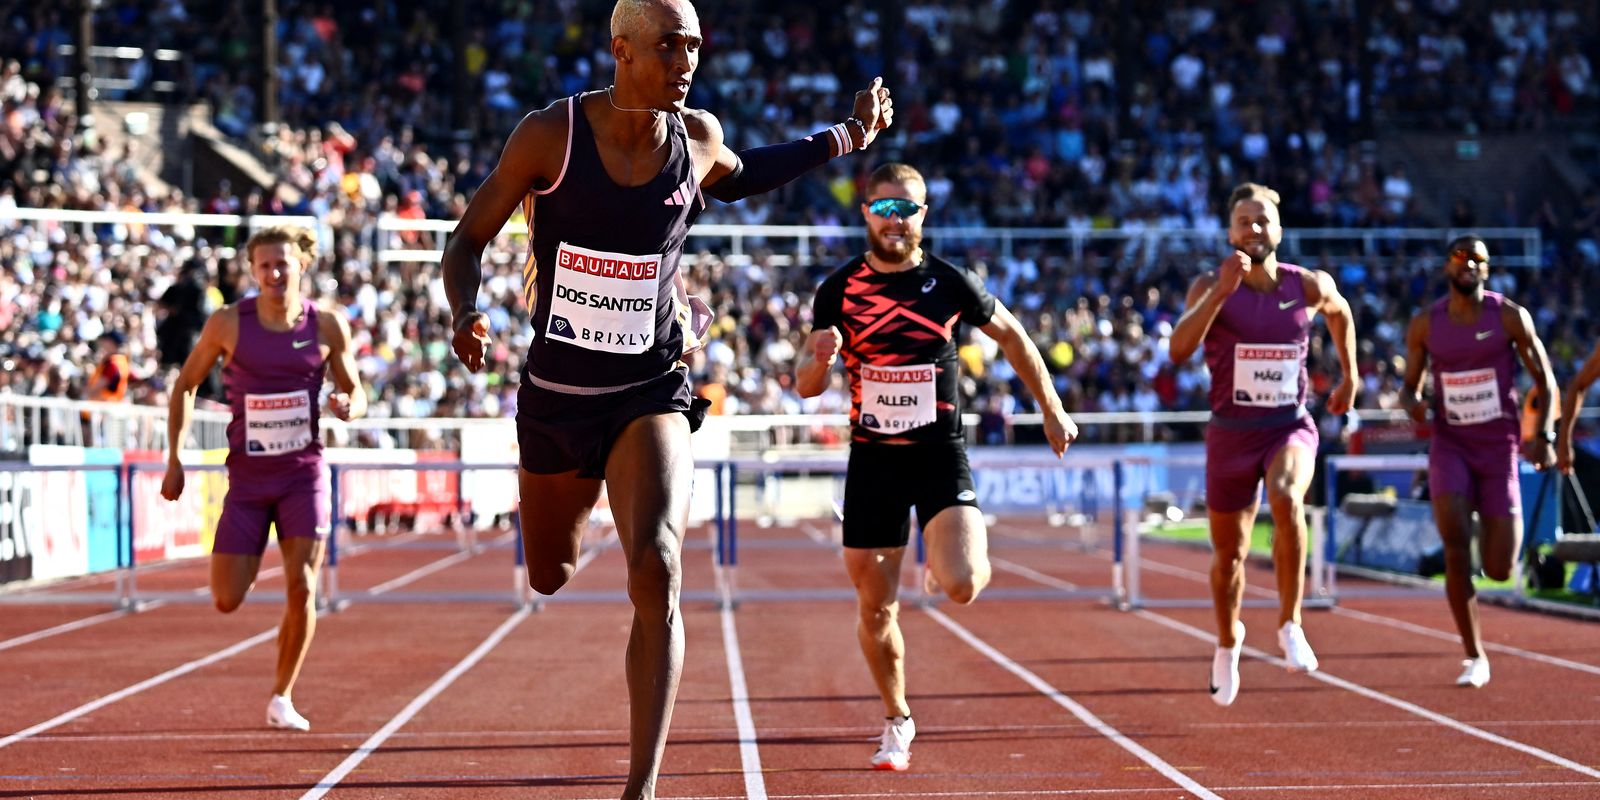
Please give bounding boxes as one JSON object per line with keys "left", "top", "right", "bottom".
{"left": 0, "top": 208, "right": 322, "bottom": 263}
{"left": 10, "top": 394, "right": 1592, "bottom": 456}
{"left": 0, "top": 207, "right": 1544, "bottom": 270}
{"left": 374, "top": 215, "right": 1544, "bottom": 268}
{"left": 0, "top": 394, "right": 229, "bottom": 452}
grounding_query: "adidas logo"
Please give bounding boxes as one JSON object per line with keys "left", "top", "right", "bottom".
{"left": 663, "top": 178, "right": 695, "bottom": 206}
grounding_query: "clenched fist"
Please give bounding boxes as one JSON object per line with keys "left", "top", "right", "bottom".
{"left": 813, "top": 326, "right": 842, "bottom": 364}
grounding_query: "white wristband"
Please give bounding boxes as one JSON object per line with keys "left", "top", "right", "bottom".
{"left": 828, "top": 123, "right": 853, "bottom": 156}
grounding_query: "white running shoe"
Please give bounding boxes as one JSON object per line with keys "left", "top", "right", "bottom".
{"left": 1455, "top": 656, "right": 1491, "bottom": 688}
{"left": 1277, "top": 621, "right": 1320, "bottom": 673}
{"left": 869, "top": 715, "right": 915, "bottom": 771}
{"left": 1210, "top": 622, "right": 1244, "bottom": 707}
{"left": 266, "top": 694, "right": 311, "bottom": 732}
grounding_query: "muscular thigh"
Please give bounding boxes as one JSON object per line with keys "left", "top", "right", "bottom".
{"left": 519, "top": 467, "right": 604, "bottom": 564}
{"left": 277, "top": 535, "right": 327, "bottom": 591}
{"left": 1264, "top": 439, "right": 1317, "bottom": 503}
{"left": 604, "top": 411, "right": 694, "bottom": 556}
{"left": 845, "top": 545, "right": 906, "bottom": 610}
{"left": 923, "top": 504, "right": 987, "bottom": 574}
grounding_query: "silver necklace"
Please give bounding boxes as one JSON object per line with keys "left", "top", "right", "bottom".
{"left": 606, "top": 85, "right": 660, "bottom": 117}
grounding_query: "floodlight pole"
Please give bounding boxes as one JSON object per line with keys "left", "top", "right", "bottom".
{"left": 73, "top": 0, "right": 97, "bottom": 132}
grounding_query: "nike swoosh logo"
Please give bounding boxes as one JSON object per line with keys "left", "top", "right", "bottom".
{"left": 1278, "top": 300, "right": 1299, "bottom": 310}
{"left": 293, "top": 339, "right": 314, "bottom": 349}
{"left": 1475, "top": 331, "right": 1492, "bottom": 340}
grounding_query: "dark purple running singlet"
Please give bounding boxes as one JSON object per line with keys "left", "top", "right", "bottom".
{"left": 1202, "top": 262, "right": 1314, "bottom": 426}
{"left": 1426, "top": 291, "right": 1519, "bottom": 444}
{"left": 223, "top": 297, "right": 326, "bottom": 475}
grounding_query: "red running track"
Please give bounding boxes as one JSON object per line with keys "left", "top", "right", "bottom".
{"left": 2, "top": 517, "right": 1598, "bottom": 799}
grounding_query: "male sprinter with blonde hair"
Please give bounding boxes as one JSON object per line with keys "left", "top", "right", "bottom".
{"left": 442, "top": 1, "right": 893, "bottom": 795}
{"left": 162, "top": 224, "right": 366, "bottom": 730}
{"left": 1170, "top": 182, "right": 1358, "bottom": 706}
{"left": 798, "top": 162, "right": 1077, "bottom": 770}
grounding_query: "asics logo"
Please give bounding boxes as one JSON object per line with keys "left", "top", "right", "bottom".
{"left": 922, "top": 278, "right": 937, "bottom": 293}
{"left": 1475, "top": 330, "right": 1493, "bottom": 340}
{"left": 1278, "top": 299, "right": 1299, "bottom": 310}
{"left": 292, "top": 339, "right": 314, "bottom": 349}
{"left": 956, "top": 489, "right": 976, "bottom": 502}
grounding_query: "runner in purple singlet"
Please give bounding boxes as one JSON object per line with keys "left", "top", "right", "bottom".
{"left": 1558, "top": 340, "right": 1600, "bottom": 475}
{"left": 1170, "top": 183, "right": 1358, "bottom": 706}
{"left": 161, "top": 225, "right": 366, "bottom": 731}
{"left": 1400, "top": 235, "right": 1556, "bottom": 688}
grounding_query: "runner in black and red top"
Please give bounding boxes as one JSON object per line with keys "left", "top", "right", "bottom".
{"left": 1400, "top": 235, "right": 1557, "bottom": 688}
{"left": 441, "top": 2, "right": 893, "bottom": 795}
{"left": 797, "top": 162, "right": 1077, "bottom": 772}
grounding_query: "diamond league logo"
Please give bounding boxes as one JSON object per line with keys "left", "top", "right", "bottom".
{"left": 550, "top": 316, "right": 576, "bottom": 339}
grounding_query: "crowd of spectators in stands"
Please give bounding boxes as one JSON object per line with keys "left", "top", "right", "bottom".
{"left": 2, "top": 0, "right": 1598, "bottom": 445}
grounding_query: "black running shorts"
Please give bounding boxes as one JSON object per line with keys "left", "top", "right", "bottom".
{"left": 841, "top": 440, "right": 979, "bottom": 549}
{"left": 517, "top": 367, "right": 709, "bottom": 479}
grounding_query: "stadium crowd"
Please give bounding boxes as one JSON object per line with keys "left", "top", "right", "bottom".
{"left": 2, "top": 0, "right": 1598, "bottom": 443}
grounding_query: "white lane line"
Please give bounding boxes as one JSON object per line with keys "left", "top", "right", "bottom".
{"left": 1136, "top": 610, "right": 1600, "bottom": 780}
{"left": 990, "top": 556, "right": 1079, "bottom": 590}
{"left": 0, "top": 628, "right": 279, "bottom": 750}
{"left": 710, "top": 514, "right": 768, "bottom": 799}
{"left": 365, "top": 550, "right": 475, "bottom": 594}
{"left": 28, "top": 715, "right": 1600, "bottom": 745}
{"left": 0, "top": 608, "right": 140, "bottom": 653}
{"left": 1329, "top": 606, "right": 1600, "bottom": 676}
{"left": 297, "top": 532, "right": 613, "bottom": 799}
{"left": 0, "top": 542, "right": 499, "bottom": 750}
{"left": 297, "top": 607, "right": 532, "bottom": 800}
{"left": 721, "top": 603, "right": 768, "bottom": 800}
{"left": 554, "top": 783, "right": 1600, "bottom": 800}
{"left": 1133, "top": 550, "right": 1600, "bottom": 678}
{"left": 0, "top": 530, "right": 463, "bottom": 651}
{"left": 920, "top": 606, "right": 1223, "bottom": 800}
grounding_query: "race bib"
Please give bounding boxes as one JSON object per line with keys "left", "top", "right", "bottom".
{"left": 546, "top": 242, "right": 659, "bottom": 354}
{"left": 244, "top": 390, "right": 313, "bottom": 456}
{"left": 859, "top": 363, "right": 937, "bottom": 434}
{"left": 1440, "top": 368, "right": 1502, "bottom": 425}
{"left": 1232, "top": 343, "right": 1300, "bottom": 407}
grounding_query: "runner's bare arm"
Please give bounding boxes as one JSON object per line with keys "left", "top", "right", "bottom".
{"left": 443, "top": 105, "right": 565, "bottom": 371}
{"left": 1308, "top": 269, "right": 1359, "bottom": 415}
{"left": 162, "top": 308, "right": 237, "bottom": 500}
{"left": 1503, "top": 300, "right": 1557, "bottom": 468}
{"left": 696, "top": 77, "right": 893, "bottom": 201}
{"left": 1399, "top": 312, "right": 1430, "bottom": 424}
{"left": 980, "top": 303, "right": 1077, "bottom": 455}
{"left": 1558, "top": 341, "right": 1600, "bottom": 472}
{"left": 318, "top": 309, "right": 367, "bottom": 421}
{"left": 795, "top": 327, "right": 842, "bottom": 398}
{"left": 1168, "top": 272, "right": 1221, "bottom": 364}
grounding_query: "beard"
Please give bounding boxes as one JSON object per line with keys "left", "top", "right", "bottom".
{"left": 1232, "top": 237, "right": 1276, "bottom": 264}
{"left": 868, "top": 228, "right": 922, "bottom": 264}
{"left": 1448, "top": 272, "right": 1483, "bottom": 296}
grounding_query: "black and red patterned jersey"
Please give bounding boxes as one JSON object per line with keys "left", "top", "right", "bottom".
{"left": 811, "top": 253, "right": 996, "bottom": 443}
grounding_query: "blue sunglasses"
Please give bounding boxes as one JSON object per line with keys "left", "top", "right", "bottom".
{"left": 867, "top": 197, "right": 924, "bottom": 219}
